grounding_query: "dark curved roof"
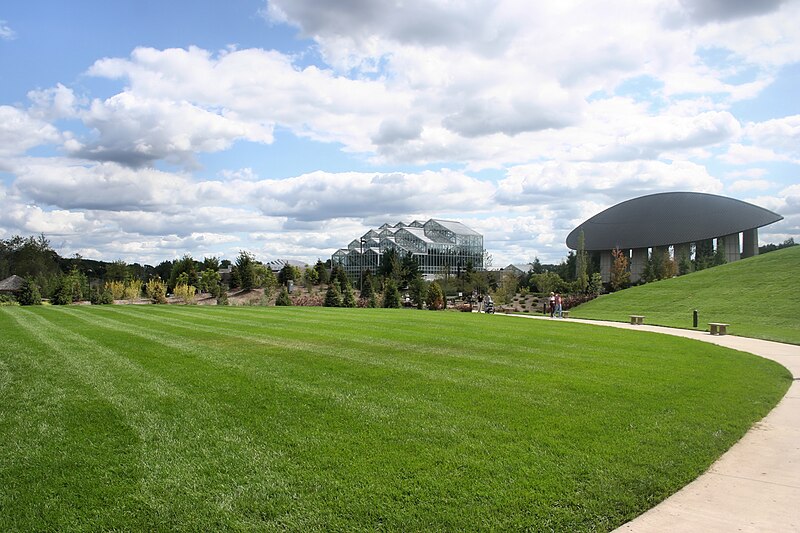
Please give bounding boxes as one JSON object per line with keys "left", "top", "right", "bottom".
{"left": 566, "top": 192, "right": 783, "bottom": 251}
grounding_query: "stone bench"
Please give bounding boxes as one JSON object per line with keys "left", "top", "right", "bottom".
{"left": 561, "top": 310, "right": 570, "bottom": 318}
{"left": 630, "top": 315, "right": 645, "bottom": 325}
{"left": 709, "top": 322, "right": 730, "bottom": 335}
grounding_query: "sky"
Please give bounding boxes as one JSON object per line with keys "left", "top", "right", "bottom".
{"left": 1, "top": 0, "right": 799, "bottom": 267}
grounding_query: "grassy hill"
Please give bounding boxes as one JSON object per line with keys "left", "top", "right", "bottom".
{"left": 571, "top": 245, "right": 800, "bottom": 344}
{"left": 0, "top": 306, "right": 790, "bottom": 531}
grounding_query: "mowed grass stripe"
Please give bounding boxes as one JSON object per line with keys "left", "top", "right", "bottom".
{"left": 0, "top": 306, "right": 791, "bottom": 531}
{"left": 2, "top": 308, "right": 313, "bottom": 531}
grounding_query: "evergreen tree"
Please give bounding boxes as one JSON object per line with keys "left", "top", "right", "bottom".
{"left": 360, "top": 271, "right": 374, "bottom": 299}
{"left": 235, "top": 251, "right": 256, "bottom": 290}
{"left": 314, "top": 260, "right": 329, "bottom": 285}
{"left": 342, "top": 282, "right": 357, "bottom": 308}
{"left": 275, "top": 287, "right": 292, "bottom": 306}
{"left": 382, "top": 279, "right": 401, "bottom": 308}
{"left": 17, "top": 278, "right": 42, "bottom": 305}
{"left": 324, "top": 283, "right": 342, "bottom": 307}
{"left": 408, "top": 276, "right": 426, "bottom": 309}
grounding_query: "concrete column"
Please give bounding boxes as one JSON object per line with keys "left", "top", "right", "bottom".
{"left": 630, "top": 248, "right": 648, "bottom": 283}
{"left": 721, "top": 233, "right": 741, "bottom": 263}
{"left": 742, "top": 228, "right": 758, "bottom": 258}
{"left": 599, "top": 249, "right": 612, "bottom": 283}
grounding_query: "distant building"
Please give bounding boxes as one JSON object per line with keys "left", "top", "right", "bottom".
{"left": 332, "top": 219, "right": 484, "bottom": 281}
{"left": 566, "top": 192, "right": 784, "bottom": 283}
{"left": 264, "top": 259, "right": 308, "bottom": 274}
{"left": 0, "top": 275, "right": 25, "bottom": 296}
{"left": 501, "top": 264, "right": 532, "bottom": 277}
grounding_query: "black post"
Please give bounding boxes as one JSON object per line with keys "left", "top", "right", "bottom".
{"left": 693, "top": 309, "right": 698, "bottom": 328}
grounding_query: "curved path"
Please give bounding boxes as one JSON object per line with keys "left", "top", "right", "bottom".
{"left": 504, "top": 314, "right": 800, "bottom": 532}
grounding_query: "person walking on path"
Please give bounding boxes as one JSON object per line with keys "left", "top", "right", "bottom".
{"left": 555, "top": 293, "right": 563, "bottom": 318}
{"left": 549, "top": 292, "right": 556, "bottom": 318}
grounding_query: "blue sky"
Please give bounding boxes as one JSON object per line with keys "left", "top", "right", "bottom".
{"left": 1, "top": 0, "right": 799, "bottom": 266}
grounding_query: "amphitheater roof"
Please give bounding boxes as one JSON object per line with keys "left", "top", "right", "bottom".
{"left": 566, "top": 192, "right": 783, "bottom": 251}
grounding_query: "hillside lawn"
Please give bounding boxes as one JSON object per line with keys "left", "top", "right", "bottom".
{"left": 571, "top": 246, "right": 800, "bottom": 345}
{"left": 0, "top": 306, "right": 791, "bottom": 531}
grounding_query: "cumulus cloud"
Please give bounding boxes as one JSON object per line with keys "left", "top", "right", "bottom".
{"left": 0, "top": 106, "right": 61, "bottom": 157}
{"left": 676, "top": 0, "right": 789, "bottom": 24}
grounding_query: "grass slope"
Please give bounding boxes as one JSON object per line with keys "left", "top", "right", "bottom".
{"left": 572, "top": 246, "right": 800, "bottom": 344}
{"left": 0, "top": 306, "right": 790, "bottom": 531}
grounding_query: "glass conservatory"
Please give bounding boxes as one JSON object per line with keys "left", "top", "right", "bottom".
{"left": 331, "top": 219, "right": 484, "bottom": 281}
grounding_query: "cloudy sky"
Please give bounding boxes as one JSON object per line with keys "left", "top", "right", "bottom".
{"left": 1, "top": 0, "right": 799, "bottom": 266}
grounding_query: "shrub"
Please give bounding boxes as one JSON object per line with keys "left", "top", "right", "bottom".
{"left": 106, "top": 280, "right": 126, "bottom": 300}
{"left": 123, "top": 279, "right": 143, "bottom": 300}
{"left": 216, "top": 291, "right": 229, "bottom": 306}
{"left": 291, "top": 294, "right": 324, "bottom": 306}
{"left": 275, "top": 287, "right": 292, "bottom": 306}
{"left": 174, "top": 283, "right": 197, "bottom": 304}
{"left": 0, "top": 294, "right": 19, "bottom": 306}
{"left": 147, "top": 277, "right": 168, "bottom": 304}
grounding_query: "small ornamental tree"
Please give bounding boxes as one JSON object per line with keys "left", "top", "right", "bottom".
{"left": 324, "top": 283, "right": 342, "bottom": 307}
{"left": 198, "top": 269, "right": 222, "bottom": 296}
{"left": 275, "top": 287, "right": 292, "bottom": 306}
{"left": 426, "top": 281, "right": 445, "bottom": 310}
{"left": 610, "top": 247, "right": 630, "bottom": 291}
{"left": 106, "top": 280, "right": 126, "bottom": 300}
{"left": 122, "top": 278, "right": 143, "bottom": 300}
{"left": 147, "top": 276, "right": 168, "bottom": 304}
{"left": 174, "top": 283, "right": 196, "bottom": 304}
{"left": 383, "top": 279, "right": 401, "bottom": 308}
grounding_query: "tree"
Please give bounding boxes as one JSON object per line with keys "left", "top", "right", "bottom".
{"left": 530, "top": 256, "right": 544, "bottom": 275}
{"left": 342, "top": 282, "right": 357, "bottom": 308}
{"left": 360, "top": 271, "right": 374, "bottom": 299}
{"left": 202, "top": 256, "right": 220, "bottom": 271}
{"left": 168, "top": 254, "right": 198, "bottom": 291}
{"left": 426, "top": 281, "right": 444, "bottom": 310}
{"left": 588, "top": 272, "right": 603, "bottom": 296}
{"left": 52, "top": 268, "right": 88, "bottom": 304}
{"left": 575, "top": 230, "right": 589, "bottom": 292}
{"left": 324, "top": 283, "right": 342, "bottom": 307}
{"left": 275, "top": 287, "right": 292, "bottom": 306}
{"left": 400, "top": 252, "right": 420, "bottom": 286}
{"left": 379, "top": 248, "right": 400, "bottom": 281}
{"left": 235, "top": 251, "right": 256, "bottom": 290}
{"left": 408, "top": 276, "right": 426, "bottom": 309}
{"left": 314, "top": 260, "right": 329, "bottom": 285}
{"left": 610, "top": 247, "right": 630, "bottom": 291}
{"left": 677, "top": 249, "right": 692, "bottom": 276}
{"left": 304, "top": 266, "right": 318, "bottom": 287}
{"left": 105, "top": 259, "right": 128, "bottom": 282}
{"left": 198, "top": 269, "right": 222, "bottom": 297}
{"left": 382, "top": 279, "right": 401, "bottom": 308}
{"left": 531, "top": 271, "right": 562, "bottom": 295}
{"left": 17, "top": 278, "right": 42, "bottom": 305}
{"left": 278, "top": 263, "right": 297, "bottom": 286}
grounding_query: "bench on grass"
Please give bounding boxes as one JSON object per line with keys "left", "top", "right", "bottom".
{"left": 561, "top": 310, "right": 570, "bottom": 318}
{"left": 709, "top": 322, "right": 730, "bottom": 335}
{"left": 630, "top": 315, "right": 645, "bottom": 325}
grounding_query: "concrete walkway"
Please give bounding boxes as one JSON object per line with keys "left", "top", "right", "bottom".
{"left": 504, "top": 314, "right": 800, "bottom": 532}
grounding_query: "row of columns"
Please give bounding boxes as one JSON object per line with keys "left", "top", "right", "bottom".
{"left": 597, "top": 228, "right": 759, "bottom": 283}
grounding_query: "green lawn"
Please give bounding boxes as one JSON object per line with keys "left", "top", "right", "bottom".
{"left": 0, "top": 306, "right": 791, "bottom": 531}
{"left": 571, "top": 246, "right": 800, "bottom": 344}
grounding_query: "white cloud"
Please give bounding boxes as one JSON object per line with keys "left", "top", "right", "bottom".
{"left": 0, "top": 106, "right": 61, "bottom": 157}
{"left": 719, "top": 143, "right": 793, "bottom": 164}
{"left": 728, "top": 179, "right": 774, "bottom": 192}
{"left": 0, "top": 20, "right": 15, "bottom": 40}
